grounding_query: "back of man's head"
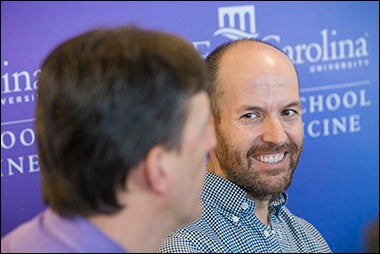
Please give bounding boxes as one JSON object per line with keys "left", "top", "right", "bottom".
{"left": 35, "top": 25, "right": 207, "bottom": 217}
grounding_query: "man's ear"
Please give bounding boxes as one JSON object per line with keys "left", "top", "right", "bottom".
{"left": 145, "top": 145, "right": 173, "bottom": 194}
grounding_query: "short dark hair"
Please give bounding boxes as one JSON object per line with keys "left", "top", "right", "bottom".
{"left": 205, "top": 39, "right": 297, "bottom": 123}
{"left": 35, "top": 25, "right": 207, "bottom": 217}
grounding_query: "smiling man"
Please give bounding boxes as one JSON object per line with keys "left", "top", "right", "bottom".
{"left": 159, "top": 39, "right": 332, "bottom": 253}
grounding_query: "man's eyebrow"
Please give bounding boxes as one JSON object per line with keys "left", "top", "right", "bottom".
{"left": 284, "top": 101, "right": 302, "bottom": 108}
{"left": 237, "top": 101, "right": 302, "bottom": 112}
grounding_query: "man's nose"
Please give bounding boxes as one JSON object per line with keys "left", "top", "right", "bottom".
{"left": 261, "top": 117, "right": 287, "bottom": 145}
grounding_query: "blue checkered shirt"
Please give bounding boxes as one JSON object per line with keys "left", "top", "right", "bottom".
{"left": 158, "top": 172, "right": 332, "bottom": 253}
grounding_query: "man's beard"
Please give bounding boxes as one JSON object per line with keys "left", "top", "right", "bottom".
{"left": 214, "top": 128, "right": 303, "bottom": 200}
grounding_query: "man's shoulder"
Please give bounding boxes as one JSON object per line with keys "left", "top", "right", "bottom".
{"left": 158, "top": 217, "right": 222, "bottom": 253}
{"left": 0, "top": 210, "right": 64, "bottom": 252}
{"left": 167, "top": 217, "right": 210, "bottom": 238}
{"left": 278, "top": 205, "right": 317, "bottom": 227}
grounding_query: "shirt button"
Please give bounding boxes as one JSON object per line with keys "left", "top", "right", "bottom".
{"left": 241, "top": 202, "right": 249, "bottom": 210}
{"left": 264, "top": 230, "right": 271, "bottom": 237}
{"left": 232, "top": 215, "right": 239, "bottom": 223}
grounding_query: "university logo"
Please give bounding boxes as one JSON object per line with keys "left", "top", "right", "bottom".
{"left": 213, "top": 5, "right": 258, "bottom": 39}
{"left": 1, "top": 60, "right": 39, "bottom": 107}
{"left": 213, "top": 5, "right": 279, "bottom": 42}
{"left": 209, "top": 4, "right": 369, "bottom": 74}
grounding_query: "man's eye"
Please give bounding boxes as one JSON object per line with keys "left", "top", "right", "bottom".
{"left": 242, "top": 113, "right": 257, "bottom": 119}
{"left": 282, "top": 109, "right": 297, "bottom": 117}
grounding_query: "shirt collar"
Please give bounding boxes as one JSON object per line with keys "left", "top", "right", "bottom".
{"left": 201, "top": 171, "right": 288, "bottom": 217}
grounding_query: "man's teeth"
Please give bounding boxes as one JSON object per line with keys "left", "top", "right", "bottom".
{"left": 256, "top": 153, "right": 284, "bottom": 163}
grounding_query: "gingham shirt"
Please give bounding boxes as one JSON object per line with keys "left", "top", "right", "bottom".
{"left": 158, "top": 172, "right": 332, "bottom": 253}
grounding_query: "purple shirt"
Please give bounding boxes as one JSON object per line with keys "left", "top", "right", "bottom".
{"left": 1, "top": 208, "right": 127, "bottom": 252}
